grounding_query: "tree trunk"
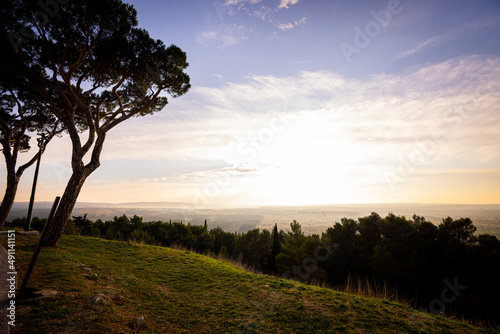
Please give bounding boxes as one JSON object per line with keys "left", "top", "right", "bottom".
{"left": 40, "top": 130, "right": 105, "bottom": 247}
{"left": 1, "top": 131, "right": 55, "bottom": 227}
{"left": 0, "top": 173, "right": 20, "bottom": 227}
{"left": 40, "top": 168, "right": 89, "bottom": 247}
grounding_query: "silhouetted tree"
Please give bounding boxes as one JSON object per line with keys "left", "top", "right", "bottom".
{"left": 358, "top": 212, "right": 382, "bottom": 267}
{"left": 112, "top": 215, "right": 131, "bottom": 236}
{"left": 412, "top": 215, "right": 440, "bottom": 289}
{"left": 1, "top": 0, "right": 190, "bottom": 246}
{"left": 130, "top": 215, "right": 144, "bottom": 230}
{"left": 191, "top": 224, "right": 215, "bottom": 252}
{"left": 276, "top": 220, "right": 307, "bottom": 279}
{"left": 476, "top": 234, "right": 500, "bottom": 254}
{"left": 235, "top": 228, "right": 272, "bottom": 270}
{"left": 0, "top": 84, "right": 63, "bottom": 226}
{"left": 73, "top": 214, "right": 92, "bottom": 235}
{"left": 377, "top": 214, "right": 417, "bottom": 283}
{"left": 439, "top": 217, "right": 477, "bottom": 245}
{"left": 210, "top": 226, "right": 236, "bottom": 256}
{"left": 270, "top": 223, "right": 282, "bottom": 272}
{"left": 166, "top": 222, "right": 196, "bottom": 248}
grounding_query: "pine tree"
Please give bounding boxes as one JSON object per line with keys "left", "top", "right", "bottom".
{"left": 2, "top": 0, "right": 190, "bottom": 246}
{"left": 276, "top": 220, "right": 307, "bottom": 278}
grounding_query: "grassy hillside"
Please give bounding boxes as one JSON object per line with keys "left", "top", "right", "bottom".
{"left": 4, "top": 235, "right": 495, "bottom": 333}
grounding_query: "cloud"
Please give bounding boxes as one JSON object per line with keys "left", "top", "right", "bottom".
{"left": 197, "top": 31, "right": 217, "bottom": 42}
{"left": 194, "top": 56, "right": 500, "bottom": 184}
{"left": 179, "top": 165, "right": 277, "bottom": 180}
{"left": 194, "top": 70, "right": 345, "bottom": 114}
{"left": 197, "top": 25, "right": 248, "bottom": 48}
{"left": 223, "top": 0, "right": 263, "bottom": 5}
{"left": 276, "top": 22, "right": 293, "bottom": 31}
{"left": 214, "top": 0, "right": 305, "bottom": 35}
{"left": 276, "top": 17, "right": 307, "bottom": 31}
{"left": 396, "top": 35, "right": 444, "bottom": 59}
{"left": 101, "top": 55, "right": 500, "bottom": 165}
{"left": 23, "top": 55, "right": 500, "bottom": 205}
{"left": 278, "top": 0, "right": 300, "bottom": 9}
{"left": 221, "top": 0, "right": 300, "bottom": 12}
{"left": 396, "top": 17, "right": 500, "bottom": 59}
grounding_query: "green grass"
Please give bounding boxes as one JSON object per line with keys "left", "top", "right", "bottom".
{"left": 3, "top": 235, "right": 497, "bottom": 333}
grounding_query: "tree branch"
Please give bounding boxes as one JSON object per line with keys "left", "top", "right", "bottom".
{"left": 0, "top": 128, "right": 12, "bottom": 161}
{"left": 102, "top": 87, "right": 163, "bottom": 133}
{"left": 8, "top": 89, "right": 27, "bottom": 164}
{"left": 86, "top": 129, "right": 106, "bottom": 172}
{"left": 16, "top": 135, "right": 49, "bottom": 177}
{"left": 81, "top": 105, "right": 96, "bottom": 154}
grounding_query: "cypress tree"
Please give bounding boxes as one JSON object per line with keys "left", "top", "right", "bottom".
{"left": 271, "top": 223, "right": 282, "bottom": 272}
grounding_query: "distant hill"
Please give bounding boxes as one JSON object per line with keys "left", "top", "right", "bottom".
{"left": 9, "top": 201, "right": 196, "bottom": 210}
{"left": 5, "top": 235, "right": 488, "bottom": 333}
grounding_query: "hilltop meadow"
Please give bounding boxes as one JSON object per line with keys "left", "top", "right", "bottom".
{"left": 1, "top": 235, "right": 497, "bottom": 333}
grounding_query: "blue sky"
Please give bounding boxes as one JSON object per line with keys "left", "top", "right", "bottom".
{"left": 3, "top": 0, "right": 500, "bottom": 207}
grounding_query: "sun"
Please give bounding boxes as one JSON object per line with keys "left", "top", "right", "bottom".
{"left": 237, "top": 112, "right": 367, "bottom": 206}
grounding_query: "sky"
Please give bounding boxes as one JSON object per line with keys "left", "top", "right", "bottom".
{"left": 2, "top": 0, "right": 500, "bottom": 208}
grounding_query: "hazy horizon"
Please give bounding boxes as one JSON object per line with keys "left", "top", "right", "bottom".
{"left": 7, "top": 202, "right": 500, "bottom": 238}
{"left": 9, "top": 200, "right": 500, "bottom": 210}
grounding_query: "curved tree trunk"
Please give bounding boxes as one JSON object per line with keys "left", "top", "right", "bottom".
{"left": 0, "top": 173, "right": 20, "bottom": 227}
{"left": 40, "top": 168, "right": 90, "bottom": 247}
{"left": 40, "top": 130, "right": 105, "bottom": 247}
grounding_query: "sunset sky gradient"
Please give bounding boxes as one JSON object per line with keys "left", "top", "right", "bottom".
{"left": 2, "top": 0, "right": 500, "bottom": 207}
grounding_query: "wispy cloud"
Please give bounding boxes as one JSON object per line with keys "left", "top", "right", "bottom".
{"left": 276, "top": 17, "right": 307, "bottom": 31}
{"left": 100, "top": 56, "right": 500, "bottom": 180}
{"left": 33, "top": 55, "right": 500, "bottom": 204}
{"left": 397, "top": 17, "right": 500, "bottom": 59}
{"left": 179, "top": 165, "right": 277, "bottom": 180}
{"left": 197, "top": 25, "right": 247, "bottom": 48}
{"left": 223, "top": 0, "right": 263, "bottom": 5}
{"left": 213, "top": 0, "right": 305, "bottom": 37}
{"left": 396, "top": 35, "right": 445, "bottom": 59}
{"left": 221, "top": 0, "right": 300, "bottom": 13}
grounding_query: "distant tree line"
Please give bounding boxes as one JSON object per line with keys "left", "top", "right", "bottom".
{"left": 6, "top": 212, "right": 500, "bottom": 326}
